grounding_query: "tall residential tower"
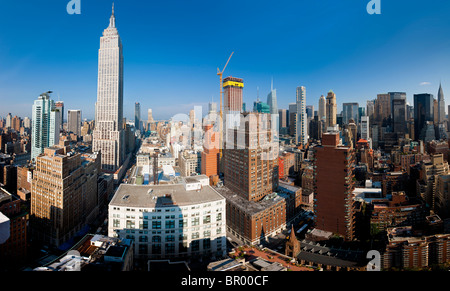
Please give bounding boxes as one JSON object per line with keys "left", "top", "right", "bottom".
{"left": 31, "top": 92, "right": 60, "bottom": 161}
{"left": 296, "top": 86, "right": 308, "bottom": 145}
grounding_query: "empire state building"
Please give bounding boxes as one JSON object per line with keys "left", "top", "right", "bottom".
{"left": 93, "top": 4, "right": 125, "bottom": 172}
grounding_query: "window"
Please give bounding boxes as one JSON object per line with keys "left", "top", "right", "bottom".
{"left": 192, "top": 217, "right": 200, "bottom": 226}
{"left": 139, "top": 236, "right": 148, "bottom": 243}
{"left": 191, "top": 240, "right": 200, "bottom": 252}
{"left": 203, "top": 238, "right": 211, "bottom": 250}
{"left": 166, "top": 243, "right": 175, "bottom": 254}
{"left": 126, "top": 220, "right": 135, "bottom": 229}
{"left": 152, "top": 221, "right": 161, "bottom": 230}
{"left": 152, "top": 236, "right": 161, "bottom": 243}
{"left": 166, "top": 235, "right": 175, "bottom": 242}
{"left": 152, "top": 244, "right": 161, "bottom": 254}
{"left": 113, "top": 219, "right": 120, "bottom": 227}
{"left": 217, "top": 213, "right": 222, "bottom": 222}
{"left": 203, "top": 215, "right": 211, "bottom": 224}
{"left": 166, "top": 220, "right": 175, "bottom": 229}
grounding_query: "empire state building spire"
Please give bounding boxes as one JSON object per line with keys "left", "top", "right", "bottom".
{"left": 109, "top": 3, "right": 116, "bottom": 28}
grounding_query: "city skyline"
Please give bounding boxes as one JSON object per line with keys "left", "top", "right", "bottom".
{"left": 1, "top": 1, "right": 450, "bottom": 121}
{"left": 4, "top": 1, "right": 450, "bottom": 274}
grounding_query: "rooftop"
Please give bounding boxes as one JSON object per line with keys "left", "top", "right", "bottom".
{"left": 298, "top": 239, "right": 366, "bottom": 268}
{"left": 214, "top": 186, "right": 289, "bottom": 216}
{"left": 110, "top": 183, "right": 225, "bottom": 208}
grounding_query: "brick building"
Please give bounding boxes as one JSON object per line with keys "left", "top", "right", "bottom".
{"left": 201, "top": 124, "right": 219, "bottom": 179}
{"left": 223, "top": 113, "right": 279, "bottom": 202}
{"left": 369, "top": 192, "right": 428, "bottom": 232}
{"left": 313, "top": 132, "right": 356, "bottom": 241}
{"left": 382, "top": 226, "right": 450, "bottom": 270}
{"left": 216, "top": 185, "right": 302, "bottom": 246}
{"left": 31, "top": 140, "right": 101, "bottom": 248}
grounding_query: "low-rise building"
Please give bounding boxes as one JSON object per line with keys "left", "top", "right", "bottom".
{"left": 34, "top": 234, "right": 134, "bottom": 271}
{"left": 0, "top": 187, "right": 29, "bottom": 270}
{"left": 369, "top": 192, "right": 427, "bottom": 232}
{"left": 215, "top": 184, "right": 302, "bottom": 246}
{"left": 381, "top": 226, "right": 450, "bottom": 270}
{"left": 108, "top": 176, "right": 227, "bottom": 262}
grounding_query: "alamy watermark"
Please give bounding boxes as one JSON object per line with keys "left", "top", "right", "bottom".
{"left": 67, "top": 1, "right": 380, "bottom": 15}
{"left": 67, "top": 0, "right": 81, "bottom": 15}
{"left": 366, "top": 250, "right": 381, "bottom": 271}
{"left": 367, "top": 0, "right": 381, "bottom": 15}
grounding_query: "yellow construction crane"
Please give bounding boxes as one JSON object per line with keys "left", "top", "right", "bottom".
{"left": 217, "top": 52, "right": 234, "bottom": 165}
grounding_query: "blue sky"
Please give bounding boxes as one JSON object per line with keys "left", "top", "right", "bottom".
{"left": 1, "top": 0, "right": 450, "bottom": 121}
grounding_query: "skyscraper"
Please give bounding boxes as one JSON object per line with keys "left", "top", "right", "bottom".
{"left": 55, "top": 101, "right": 64, "bottom": 130}
{"left": 342, "top": 102, "right": 359, "bottom": 125}
{"left": 267, "top": 85, "right": 279, "bottom": 138}
{"left": 93, "top": 5, "right": 125, "bottom": 172}
{"left": 135, "top": 102, "right": 141, "bottom": 131}
{"left": 267, "top": 85, "right": 278, "bottom": 115}
{"left": 253, "top": 100, "right": 270, "bottom": 114}
{"left": 296, "top": 86, "right": 308, "bottom": 145}
{"left": 319, "top": 95, "right": 326, "bottom": 122}
{"left": 67, "top": 110, "right": 81, "bottom": 136}
{"left": 390, "top": 92, "right": 407, "bottom": 135}
{"left": 31, "top": 92, "right": 60, "bottom": 161}
{"left": 414, "top": 93, "right": 434, "bottom": 141}
{"left": 326, "top": 90, "right": 337, "bottom": 129}
{"left": 314, "top": 132, "right": 356, "bottom": 241}
{"left": 361, "top": 116, "right": 370, "bottom": 141}
{"left": 223, "top": 113, "right": 278, "bottom": 202}
{"left": 223, "top": 76, "right": 244, "bottom": 144}
{"left": 148, "top": 109, "right": 154, "bottom": 123}
{"left": 208, "top": 102, "right": 218, "bottom": 122}
{"left": 5, "top": 113, "right": 11, "bottom": 129}
{"left": 278, "top": 109, "right": 288, "bottom": 132}
{"left": 374, "top": 94, "right": 390, "bottom": 125}
{"left": 201, "top": 124, "right": 219, "bottom": 178}
{"left": 289, "top": 103, "right": 297, "bottom": 136}
{"left": 438, "top": 83, "right": 446, "bottom": 123}
{"left": 223, "top": 77, "right": 244, "bottom": 113}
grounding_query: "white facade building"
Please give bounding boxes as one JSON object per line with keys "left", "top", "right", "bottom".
{"left": 93, "top": 5, "right": 125, "bottom": 172}
{"left": 361, "top": 116, "right": 370, "bottom": 140}
{"left": 108, "top": 178, "right": 227, "bottom": 260}
{"left": 296, "top": 86, "right": 308, "bottom": 145}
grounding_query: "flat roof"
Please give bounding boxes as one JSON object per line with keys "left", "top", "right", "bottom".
{"left": 110, "top": 184, "right": 225, "bottom": 209}
{"left": 214, "top": 186, "right": 289, "bottom": 216}
{"left": 0, "top": 188, "right": 12, "bottom": 205}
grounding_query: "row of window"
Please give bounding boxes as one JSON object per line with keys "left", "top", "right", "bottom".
{"left": 122, "top": 228, "right": 223, "bottom": 242}
{"left": 112, "top": 202, "right": 223, "bottom": 213}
